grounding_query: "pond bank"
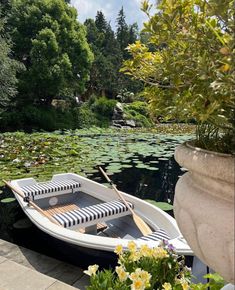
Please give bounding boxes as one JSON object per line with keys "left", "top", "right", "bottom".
{"left": 0, "top": 238, "right": 89, "bottom": 290}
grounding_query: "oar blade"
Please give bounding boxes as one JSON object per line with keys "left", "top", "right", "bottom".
{"left": 132, "top": 213, "right": 152, "bottom": 236}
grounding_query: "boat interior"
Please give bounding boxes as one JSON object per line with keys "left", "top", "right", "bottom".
{"left": 35, "top": 191, "right": 144, "bottom": 240}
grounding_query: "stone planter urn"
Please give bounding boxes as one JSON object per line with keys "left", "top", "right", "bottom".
{"left": 174, "top": 142, "right": 234, "bottom": 283}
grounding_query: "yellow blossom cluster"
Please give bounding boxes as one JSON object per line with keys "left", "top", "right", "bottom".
{"left": 130, "top": 268, "right": 152, "bottom": 290}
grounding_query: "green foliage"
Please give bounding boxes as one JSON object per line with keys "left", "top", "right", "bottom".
{"left": 91, "top": 97, "right": 117, "bottom": 118}
{"left": 0, "top": 8, "right": 24, "bottom": 113}
{"left": 121, "top": 0, "right": 234, "bottom": 153}
{"left": 73, "top": 103, "right": 98, "bottom": 128}
{"left": 9, "top": 0, "right": 93, "bottom": 104}
{"left": 191, "top": 273, "right": 225, "bottom": 290}
{"left": 124, "top": 101, "right": 153, "bottom": 127}
{"left": 116, "top": 6, "right": 130, "bottom": 57}
{"left": 0, "top": 105, "right": 75, "bottom": 131}
{"left": 85, "top": 9, "right": 142, "bottom": 99}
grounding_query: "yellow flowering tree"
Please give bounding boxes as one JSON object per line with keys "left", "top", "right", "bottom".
{"left": 121, "top": 0, "right": 234, "bottom": 153}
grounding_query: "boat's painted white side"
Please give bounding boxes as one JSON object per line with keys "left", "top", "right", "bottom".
{"left": 11, "top": 173, "right": 193, "bottom": 255}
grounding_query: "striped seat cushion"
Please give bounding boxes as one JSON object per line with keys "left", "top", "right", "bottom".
{"left": 138, "top": 229, "right": 170, "bottom": 242}
{"left": 53, "top": 200, "right": 134, "bottom": 228}
{"left": 21, "top": 179, "right": 80, "bottom": 197}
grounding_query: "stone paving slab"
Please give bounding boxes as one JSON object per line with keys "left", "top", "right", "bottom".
{"left": 73, "top": 274, "right": 90, "bottom": 290}
{"left": 47, "top": 281, "right": 79, "bottom": 290}
{"left": 0, "top": 259, "right": 81, "bottom": 290}
{"left": 0, "top": 239, "right": 84, "bottom": 287}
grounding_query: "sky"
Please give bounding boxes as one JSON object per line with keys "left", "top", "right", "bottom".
{"left": 70, "top": 0, "right": 155, "bottom": 30}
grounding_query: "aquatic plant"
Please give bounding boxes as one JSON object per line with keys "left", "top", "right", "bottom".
{"left": 0, "top": 129, "right": 192, "bottom": 186}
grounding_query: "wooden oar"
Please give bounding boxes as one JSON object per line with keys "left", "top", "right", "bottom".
{"left": 99, "top": 167, "right": 152, "bottom": 236}
{"left": 3, "top": 180, "right": 61, "bottom": 226}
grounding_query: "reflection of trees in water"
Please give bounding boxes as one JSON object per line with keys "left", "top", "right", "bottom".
{"left": 110, "top": 157, "right": 182, "bottom": 204}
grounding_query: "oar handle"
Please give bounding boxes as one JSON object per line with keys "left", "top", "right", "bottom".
{"left": 3, "top": 180, "right": 61, "bottom": 226}
{"left": 98, "top": 167, "right": 135, "bottom": 215}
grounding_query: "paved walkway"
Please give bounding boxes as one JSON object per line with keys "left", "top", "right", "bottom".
{"left": 0, "top": 239, "right": 90, "bottom": 290}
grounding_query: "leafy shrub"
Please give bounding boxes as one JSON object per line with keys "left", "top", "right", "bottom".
{"left": 124, "top": 101, "right": 153, "bottom": 127}
{"left": 73, "top": 103, "right": 98, "bottom": 128}
{"left": 0, "top": 105, "right": 74, "bottom": 131}
{"left": 91, "top": 97, "right": 117, "bottom": 118}
{"left": 125, "top": 101, "right": 149, "bottom": 116}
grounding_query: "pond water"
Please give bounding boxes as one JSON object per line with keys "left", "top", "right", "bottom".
{"left": 0, "top": 131, "right": 191, "bottom": 267}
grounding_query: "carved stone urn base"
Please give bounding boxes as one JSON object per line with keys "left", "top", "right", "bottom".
{"left": 174, "top": 142, "right": 234, "bottom": 283}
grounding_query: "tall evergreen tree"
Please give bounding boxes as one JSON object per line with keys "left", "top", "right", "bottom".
{"left": 116, "top": 7, "right": 129, "bottom": 57}
{"left": 129, "top": 23, "right": 139, "bottom": 44}
{"left": 95, "top": 11, "right": 107, "bottom": 33}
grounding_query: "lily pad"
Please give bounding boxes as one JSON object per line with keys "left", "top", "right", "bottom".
{"left": 0, "top": 197, "right": 16, "bottom": 203}
{"left": 145, "top": 200, "right": 174, "bottom": 211}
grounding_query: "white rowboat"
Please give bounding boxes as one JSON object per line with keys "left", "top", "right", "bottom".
{"left": 9, "top": 173, "right": 192, "bottom": 255}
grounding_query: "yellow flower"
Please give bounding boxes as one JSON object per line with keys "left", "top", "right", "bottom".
{"left": 152, "top": 247, "right": 169, "bottom": 259}
{"left": 114, "top": 244, "right": 123, "bottom": 255}
{"left": 115, "top": 266, "right": 129, "bottom": 282}
{"left": 220, "top": 63, "right": 230, "bottom": 72}
{"left": 181, "top": 281, "right": 189, "bottom": 290}
{"left": 130, "top": 268, "right": 142, "bottom": 281}
{"left": 140, "top": 270, "right": 152, "bottom": 284}
{"left": 140, "top": 244, "right": 152, "bottom": 257}
{"left": 162, "top": 282, "right": 172, "bottom": 290}
{"left": 129, "top": 251, "right": 141, "bottom": 262}
{"left": 128, "top": 241, "right": 137, "bottom": 252}
{"left": 131, "top": 278, "right": 145, "bottom": 290}
{"left": 83, "top": 264, "right": 99, "bottom": 276}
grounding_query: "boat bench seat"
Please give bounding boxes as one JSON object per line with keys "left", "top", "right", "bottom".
{"left": 138, "top": 229, "right": 170, "bottom": 242}
{"left": 52, "top": 200, "right": 134, "bottom": 228}
{"left": 21, "top": 179, "right": 81, "bottom": 199}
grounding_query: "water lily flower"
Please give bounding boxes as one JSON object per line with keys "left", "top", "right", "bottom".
{"left": 83, "top": 264, "right": 99, "bottom": 276}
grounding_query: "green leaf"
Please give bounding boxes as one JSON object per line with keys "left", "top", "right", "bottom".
{"left": 0, "top": 197, "right": 16, "bottom": 203}
{"left": 145, "top": 200, "right": 173, "bottom": 211}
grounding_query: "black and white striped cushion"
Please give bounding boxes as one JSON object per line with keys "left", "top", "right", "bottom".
{"left": 138, "top": 229, "right": 170, "bottom": 242}
{"left": 21, "top": 179, "right": 80, "bottom": 197}
{"left": 53, "top": 200, "right": 134, "bottom": 228}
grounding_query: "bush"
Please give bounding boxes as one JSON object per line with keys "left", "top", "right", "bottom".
{"left": 124, "top": 101, "right": 153, "bottom": 127}
{"left": 73, "top": 103, "right": 98, "bottom": 128}
{"left": 91, "top": 97, "right": 117, "bottom": 118}
{"left": 125, "top": 101, "right": 149, "bottom": 116}
{"left": 0, "top": 105, "right": 75, "bottom": 131}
